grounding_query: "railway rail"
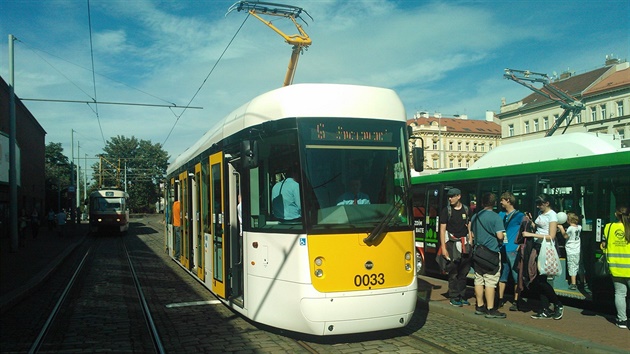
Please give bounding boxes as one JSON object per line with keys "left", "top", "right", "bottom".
{"left": 27, "top": 236, "right": 163, "bottom": 353}
{"left": 0, "top": 215, "right": 582, "bottom": 353}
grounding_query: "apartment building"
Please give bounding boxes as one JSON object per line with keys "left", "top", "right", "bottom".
{"left": 407, "top": 112, "right": 501, "bottom": 172}
{"left": 498, "top": 57, "right": 630, "bottom": 146}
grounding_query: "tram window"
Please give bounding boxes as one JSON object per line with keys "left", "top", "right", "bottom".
{"left": 539, "top": 174, "right": 594, "bottom": 231}
{"left": 477, "top": 180, "right": 500, "bottom": 213}
{"left": 248, "top": 131, "right": 304, "bottom": 231}
{"left": 202, "top": 162, "right": 210, "bottom": 234}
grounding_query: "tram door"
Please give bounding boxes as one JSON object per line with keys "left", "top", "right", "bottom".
{"left": 227, "top": 161, "right": 243, "bottom": 304}
{"left": 180, "top": 171, "right": 191, "bottom": 268}
{"left": 210, "top": 153, "right": 226, "bottom": 298}
{"left": 425, "top": 184, "right": 442, "bottom": 274}
{"left": 194, "top": 164, "right": 204, "bottom": 280}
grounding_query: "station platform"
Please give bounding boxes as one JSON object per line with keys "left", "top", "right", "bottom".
{"left": 0, "top": 222, "right": 88, "bottom": 313}
{"left": 1, "top": 223, "right": 628, "bottom": 353}
{"left": 418, "top": 275, "right": 629, "bottom": 353}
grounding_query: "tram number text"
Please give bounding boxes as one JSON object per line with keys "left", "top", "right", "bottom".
{"left": 354, "top": 273, "right": 385, "bottom": 287}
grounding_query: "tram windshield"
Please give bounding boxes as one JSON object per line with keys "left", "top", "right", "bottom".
{"left": 246, "top": 118, "right": 411, "bottom": 232}
{"left": 92, "top": 197, "right": 124, "bottom": 212}
{"left": 299, "top": 118, "right": 410, "bottom": 230}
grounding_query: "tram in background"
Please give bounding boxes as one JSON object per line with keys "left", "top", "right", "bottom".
{"left": 411, "top": 132, "right": 630, "bottom": 304}
{"left": 88, "top": 189, "right": 130, "bottom": 234}
{"left": 164, "top": 83, "right": 417, "bottom": 336}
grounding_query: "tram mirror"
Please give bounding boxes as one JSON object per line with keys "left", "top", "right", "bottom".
{"left": 412, "top": 146, "right": 424, "bottom": 172}
{"left": 241, "top": 140, "right": 259, "bottom": 169}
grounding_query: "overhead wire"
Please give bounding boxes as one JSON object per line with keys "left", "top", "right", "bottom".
{"left": 16, "top": 40, "right": 189, "bottom": 115}
{"left": 86, "top": 0, "right": 107, "bottom": 146}
{"left": 161, "top": 11, "right": 251, "bottom": 147}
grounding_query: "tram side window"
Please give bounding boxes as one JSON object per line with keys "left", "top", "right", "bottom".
{"left": 540, "top": 176, "right": 594, "bottom": 231}
{"left": 248, "top": 131, "right": 303, "bottom": 230}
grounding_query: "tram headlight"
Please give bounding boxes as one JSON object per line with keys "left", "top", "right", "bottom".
{"left": 405, "top": 263, "right": 412, "bottom": 271}
{"left": 315, "top": 269, "right": 324, "bottom": 277}
{"left": 314, "top": 257, "right": 324, "bottom": 266}
{"left": 97, "top": 218, "right": 102, "bottom": 223}
{"left": 405, "top": 252, "right": 412, "bottom": 261}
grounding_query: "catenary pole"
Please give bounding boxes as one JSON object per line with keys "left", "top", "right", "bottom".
{"left": 8, "top": 34, "right": 18, "bottom": 252}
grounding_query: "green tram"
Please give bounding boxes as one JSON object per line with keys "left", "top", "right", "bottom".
{"left": 411, "top": 132, "right": 630, "bottom": 304}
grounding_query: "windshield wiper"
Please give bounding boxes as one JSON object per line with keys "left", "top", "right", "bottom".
{"left": 363, "top": 190, "right": 408, "bottom": 245}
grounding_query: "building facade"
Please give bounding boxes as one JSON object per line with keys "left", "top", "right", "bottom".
{"left": 498, "top": 57, "right": 630, "bottom": 146}
{"left": 0, "top": 76, "right": 47, "bottom": 238}
{"left": 407, "top": 112, "right": 501, "bottom": 173}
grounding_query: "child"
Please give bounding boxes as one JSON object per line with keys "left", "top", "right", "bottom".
{"left": 558, "top": 212, "right": 582, "bottom": 290}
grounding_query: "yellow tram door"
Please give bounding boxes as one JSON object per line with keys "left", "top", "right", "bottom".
{"left": 210, "top": 152, "right": 226, "bottom": 298}
{"left": 180, "top": 171, "right": 191, "bottom": 269}
{"left": 194, "top": 163, "right": 204, "bottom": 280}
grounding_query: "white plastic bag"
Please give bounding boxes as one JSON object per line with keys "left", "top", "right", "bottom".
{"left": 538, "top": 236, "right": 562, "bottom": 277}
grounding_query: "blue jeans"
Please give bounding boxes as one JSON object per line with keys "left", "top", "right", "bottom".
{"left": 613, "top": 276, "right": 630, "bottom": 322}
{"left": 500, "top": 249, "right": 518, "bottom": 283}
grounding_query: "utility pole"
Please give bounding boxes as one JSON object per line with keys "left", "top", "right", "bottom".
{"left": 8, "top": 34, "right": 18, "bottom": 252}
{"left": 77, "top": 141, "right": 80, "bottom": 210}
{"left": 70, "top": 129, "right": 75, "bottom": 224}
{"left": 84, "top": 153, "right": 88, "bottom": 201}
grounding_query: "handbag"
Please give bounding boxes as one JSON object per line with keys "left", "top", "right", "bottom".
{"left": 473, "top": 244, "right": 500, "bottom": 274}
{"left": 471, "top": 211, "right": 500, "bottom": 274}
{"left": 594, "top": 225, "right": 612, "bottom": 277}
{"left": 594, "top": 254, "right": 610, "bottom": 277}
{"left": 537, "top": 236, "right": 562, "bottom": 277}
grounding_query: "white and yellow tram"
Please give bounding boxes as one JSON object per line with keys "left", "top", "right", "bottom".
{"left": 89, "top": 189, "right": 130, "bottom": 234}
{"left": 165, "top": 83, "right": 417, "bottom": 335}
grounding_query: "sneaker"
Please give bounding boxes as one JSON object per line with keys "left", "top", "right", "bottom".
{"left": 616, "top": 320, "right": 628, "bottom": 329}
{"left": 450, "top": 298, "right": 463, "bottom": 307}
{"left": 475, "top": 305, "right": 487, "bottom": 315}
{"left": 498, "top": 298, "right": 506, "bottom": 308}
{"left": 568, "top": 284, "right": 577, "bottom": 290}
{"left": 531, "top": 310, "right": 553, "bottom": 319}
{"left": 485, "top": 308, "right": 507, "bottom": 319}
{"left": 553, "top": 304, "right": 564, "bottom": 320}
{"left": 509, "top": 303, "right": 519, "bottom": 312}
{"left": 460, "top": 298, "right": 471, "bottom": 306}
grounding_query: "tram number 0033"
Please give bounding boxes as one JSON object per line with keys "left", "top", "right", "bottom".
{"left": 354, "top": 273, "right": 385, "bottom": 287}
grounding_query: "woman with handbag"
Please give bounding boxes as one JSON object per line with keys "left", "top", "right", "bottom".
{"left": 522, "top": 194, "right": 564, "bottom": 320}
{"left": 602, "top": 204, "right": 630, "bottom": 329}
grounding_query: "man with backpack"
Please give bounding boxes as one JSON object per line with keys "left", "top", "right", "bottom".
{"left": 439, "top": 188, "right": 472, "bottom": 307}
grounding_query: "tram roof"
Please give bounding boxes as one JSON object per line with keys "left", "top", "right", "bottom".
{"left": 168, "top": 83, "right": 405, "bottom": 174}
{"left": 469, "top": 132, "right": 622, "bottom": 170}
{"left": 411, "top": 132, "right": 629, "bottom": 184}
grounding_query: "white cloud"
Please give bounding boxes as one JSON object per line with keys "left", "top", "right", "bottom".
{"left": 1, "top": 0, "right": 628, "bottom": 165}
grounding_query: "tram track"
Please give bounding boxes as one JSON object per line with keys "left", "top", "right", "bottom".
{"left": 28, "top": 235, "right": 165, "bottom": 353}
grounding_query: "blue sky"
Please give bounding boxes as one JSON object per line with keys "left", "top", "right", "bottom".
{"left": 1, "top": 0, "right": 628, "bottom": 172}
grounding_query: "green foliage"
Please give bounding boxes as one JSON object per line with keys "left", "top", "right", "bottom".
{"left": 44, "top": 142, "right": 72, "bottom": 211}
{"left": 92, "top": 135, "right": 169, "bottom": 213}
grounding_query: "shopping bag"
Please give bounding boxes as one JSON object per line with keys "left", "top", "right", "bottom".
{"left": 538, "top": 236, "right": 562, "bottom": 277}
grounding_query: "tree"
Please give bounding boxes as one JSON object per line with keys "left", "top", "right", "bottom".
{"left": 92, "top": 136, "right": 169, "bottom": 213}
{"left": 45, "top": 142, "right": 72, "bottom": 211}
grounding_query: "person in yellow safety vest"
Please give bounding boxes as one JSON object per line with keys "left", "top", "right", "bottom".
{"left": 602, "top": 204, "right": 630, "bottom": 329}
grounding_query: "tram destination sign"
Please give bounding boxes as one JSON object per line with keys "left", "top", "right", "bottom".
{"left": 302, "top": 119, "right": 396, "bottom": 144}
